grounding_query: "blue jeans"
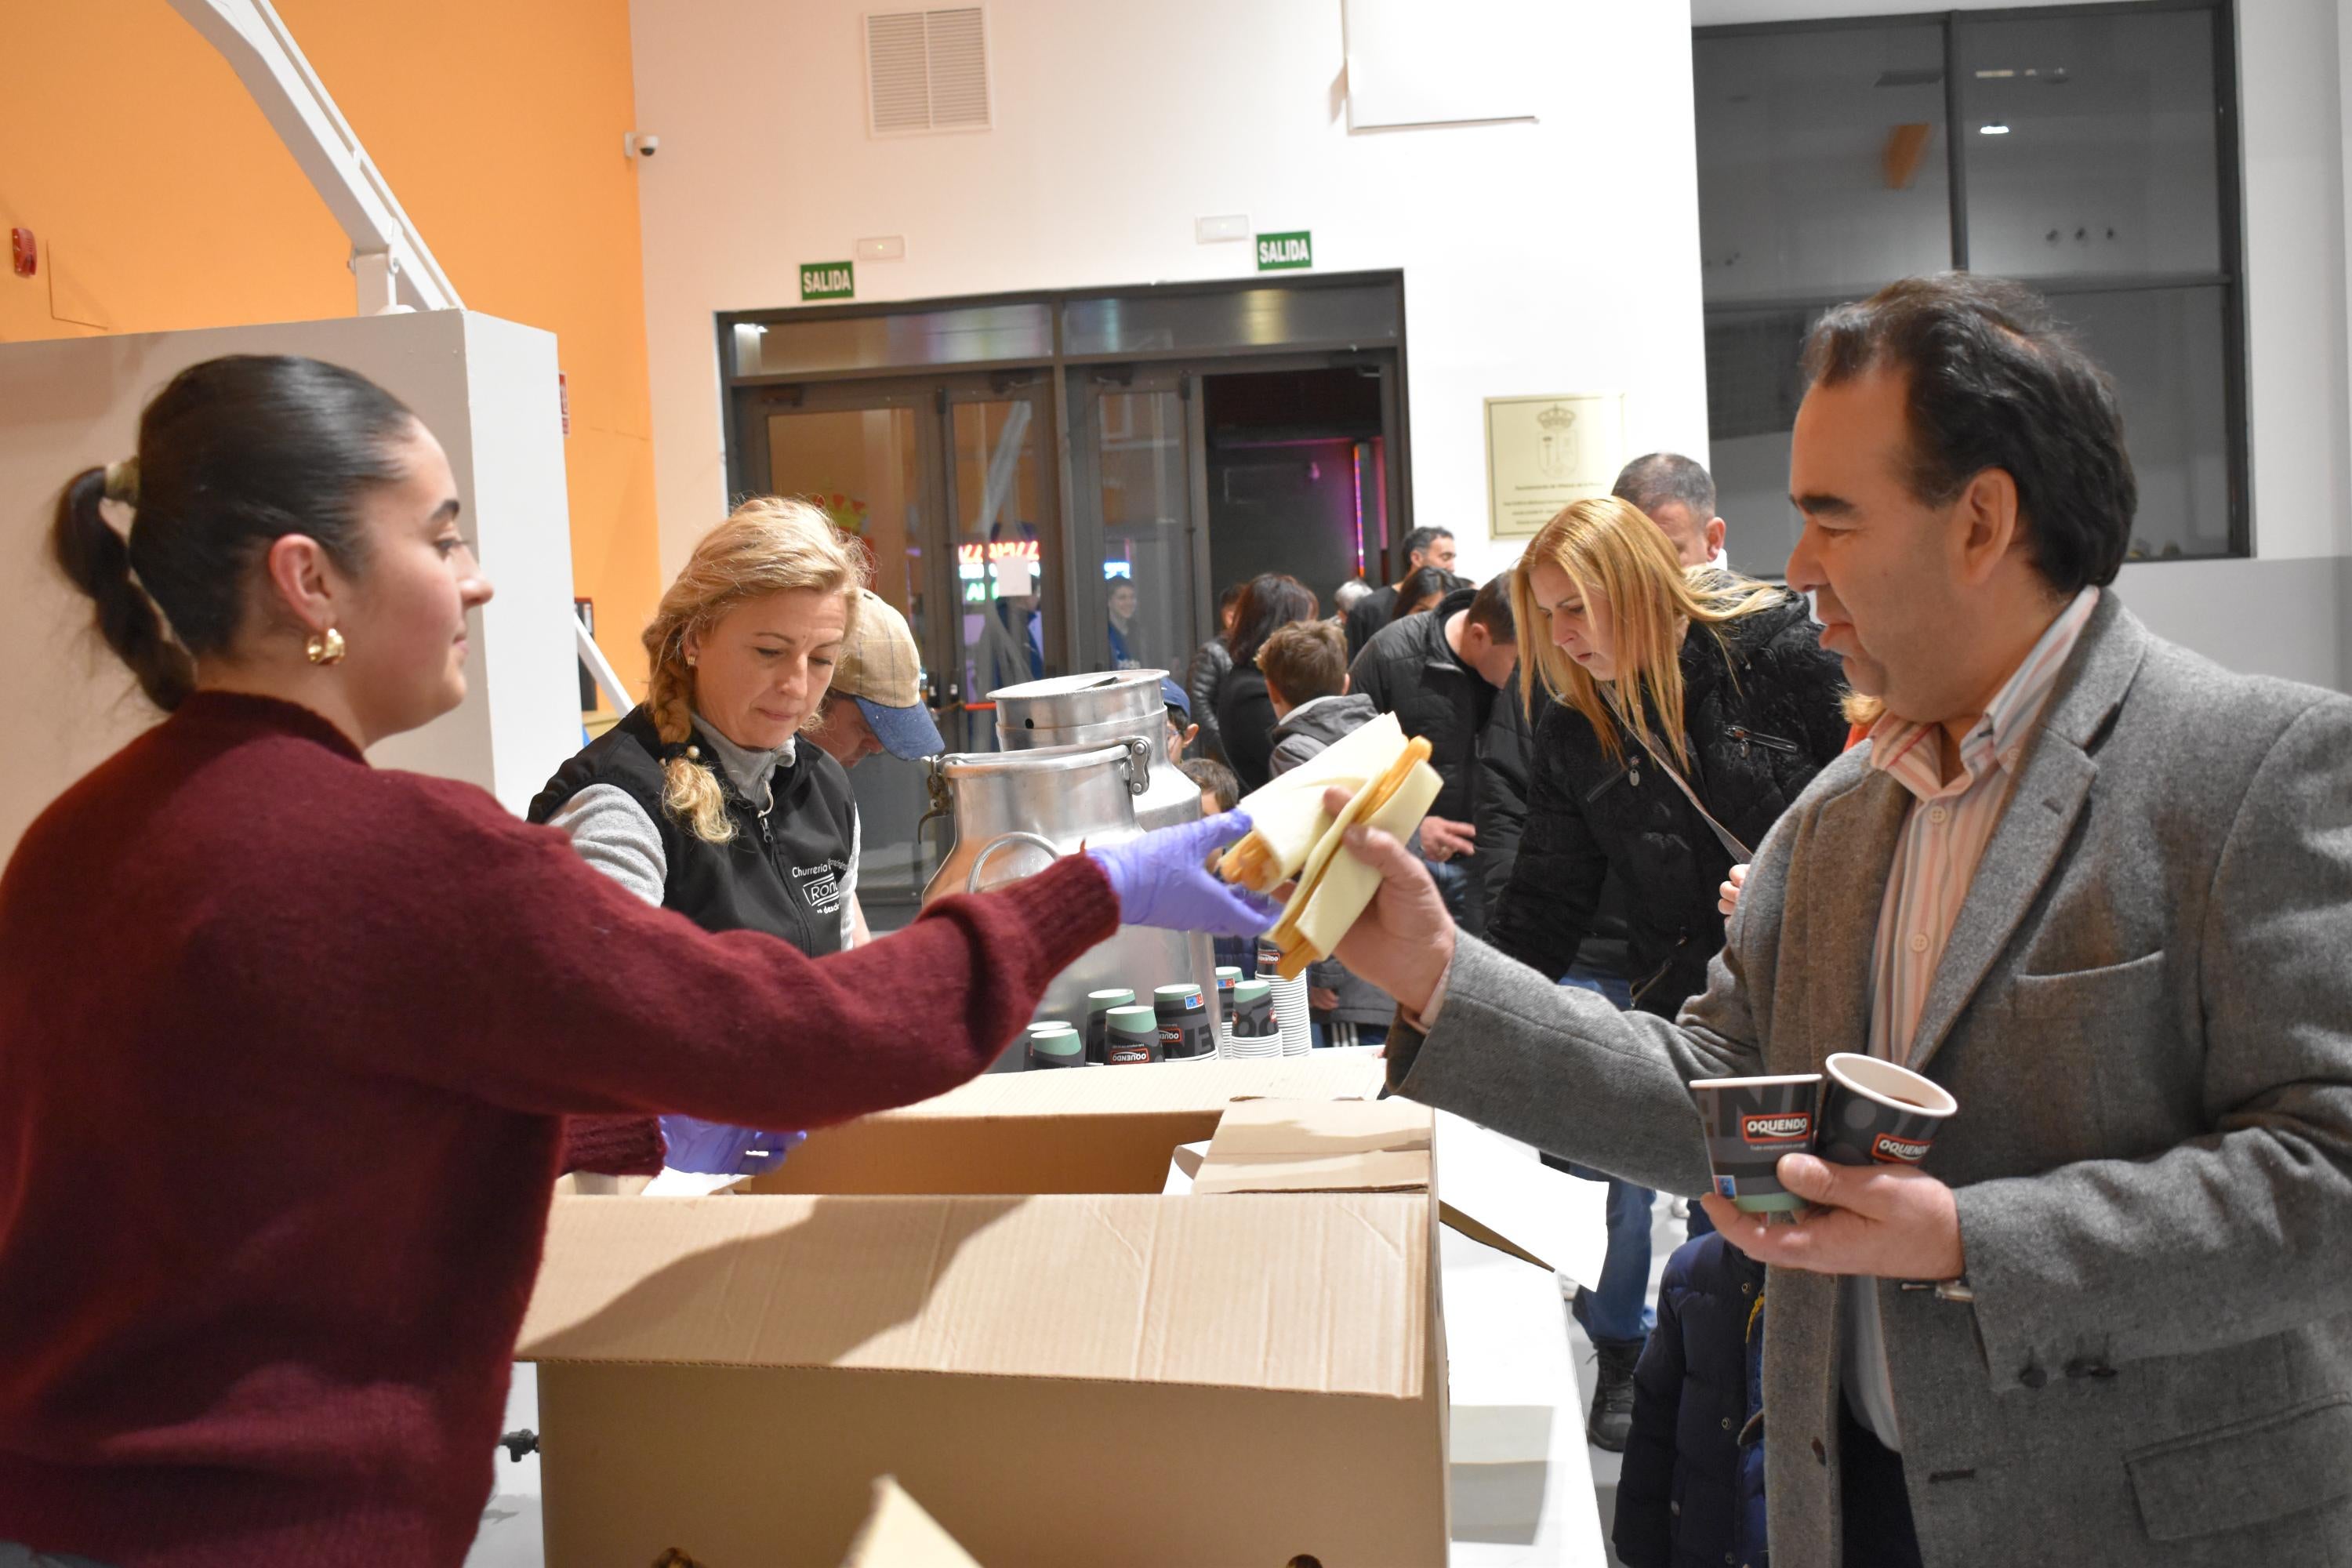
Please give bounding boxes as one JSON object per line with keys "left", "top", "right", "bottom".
{"left": 1559, "top": 963, "right": 1656, "bottom": 1346}
{"left": 1311, "top": 1020, "right": 1392, "bottom": 1050}
{"left": 1425, "top": 855, "right": 1472, "bottom": 923}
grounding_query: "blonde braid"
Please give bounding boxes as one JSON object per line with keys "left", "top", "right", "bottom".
{"left": 641, "top": 621, "right": 736, "bottom": 846}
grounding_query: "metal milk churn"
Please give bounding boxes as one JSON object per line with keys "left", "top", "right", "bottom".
{"left": 920, "top": 669, "right": 1218, "bottom": 1065}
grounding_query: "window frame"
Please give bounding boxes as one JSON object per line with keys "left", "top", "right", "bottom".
{"left": 1694, "top": 0, "right": 2249, "bottom": 564}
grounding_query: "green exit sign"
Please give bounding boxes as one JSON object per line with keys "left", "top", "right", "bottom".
{"left": 800, "top": 261, "right": 855, "bottom": 302}
{"left": 1255, "top": 230, "right": 1313, "bottom": 271}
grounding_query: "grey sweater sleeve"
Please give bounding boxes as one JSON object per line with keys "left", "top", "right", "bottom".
{"left": 543, "top": 783, "right": 667, "bottom": 908}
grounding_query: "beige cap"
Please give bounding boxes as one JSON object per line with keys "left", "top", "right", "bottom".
{"left": 835, "top": 589, "right": 923, "bottom": 707}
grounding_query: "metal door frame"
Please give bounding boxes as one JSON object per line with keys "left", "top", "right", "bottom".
{"left": 1064, "top": 348, "right": 1405, "bottom": 658}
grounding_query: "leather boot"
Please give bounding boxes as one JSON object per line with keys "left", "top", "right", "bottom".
{"left": 1587, "top": 1337, "right": 1643, "bottom": 1452}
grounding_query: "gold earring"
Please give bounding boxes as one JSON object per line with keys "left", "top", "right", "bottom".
{"left": 305, "top": 626, "right": 347, "bottom": 666}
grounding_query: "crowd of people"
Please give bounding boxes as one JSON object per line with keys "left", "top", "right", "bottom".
{"left": 7, "top": 273, "right": 2350, "bottom": 1568}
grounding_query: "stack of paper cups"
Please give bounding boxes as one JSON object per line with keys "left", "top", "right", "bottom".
{"left": 1258, "top": 940, "right": 1313, "bottom": 1055}
{"left": 1221, "top": 979, "right": 1282, "bottom": 1058}
{"left": 1272, "top": 974, "right": 1312, "bottom": 1055}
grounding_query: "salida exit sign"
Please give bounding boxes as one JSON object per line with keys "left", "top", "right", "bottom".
{"left": 1255, "top": 230, "right": 1313, "bottom": 271}
{"left": 800, "top": 260, "right": 855, "bottom": 302}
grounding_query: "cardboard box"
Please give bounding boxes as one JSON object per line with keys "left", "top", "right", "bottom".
{"left": 838, "top": 1477, "right": 982, "bottom": 1568}
{"left": 517, "top": 1055, "right": 1449, "bottom": 1567}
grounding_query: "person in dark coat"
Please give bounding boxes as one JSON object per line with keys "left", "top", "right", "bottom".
{"left": 1347, "top": 575, "right": 1519, "bottom": 931}
{"left": 1212, "top": 572, "right": 1319, "bottom": 791}
{"left": 1185, "top": 583, "right": 1245, "bottom": 765}
{"left": 1342, "top": 525, "right": 1457, "bottom": 660}
{"left": 1613, "top": 1232, "right": 1770, "bottom": 1568}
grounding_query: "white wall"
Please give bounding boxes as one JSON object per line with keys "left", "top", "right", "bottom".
{"left": 626, "top": 0, "right": 1708, "bottom": 588}
{"left": 0, "top": 310, "right": 583, "bottom": 853}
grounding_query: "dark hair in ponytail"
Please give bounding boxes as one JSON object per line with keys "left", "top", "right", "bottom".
{"left": 48, "top": 355, "right": 419, "bottom": 710}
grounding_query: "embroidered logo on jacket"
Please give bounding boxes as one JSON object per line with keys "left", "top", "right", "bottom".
{"left": 792, "top": 861, "right": 846, "bottom": 915}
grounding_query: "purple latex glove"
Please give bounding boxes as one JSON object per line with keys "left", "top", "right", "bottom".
{"left": 1087, "top": 810, "right": 1279, "bottom": 936}
{"left": 659, "top": 1116, "right": 809, "bottom": 1176}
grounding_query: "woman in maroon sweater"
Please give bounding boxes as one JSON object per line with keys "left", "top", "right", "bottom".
{"left": 0, "top": 356, "right": 1268, "bottom": 1567}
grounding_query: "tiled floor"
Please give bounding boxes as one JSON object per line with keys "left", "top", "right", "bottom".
{"left": 1563, "top": 1192, "right": 1695, "bottom": 1568}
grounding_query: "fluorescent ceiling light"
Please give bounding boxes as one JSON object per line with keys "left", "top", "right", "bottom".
{"left": 1980, "top": 124, "right": 2011, "bottom": 135}
{"left": 1975, "top": 68, "right": 2016, "bottom": 78}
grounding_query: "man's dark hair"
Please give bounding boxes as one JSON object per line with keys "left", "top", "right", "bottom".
{"left": 1464, "top": 573, "right": 1516, "bottom": 644}
{"left": 1613, "top": 452, "right": 1716, "bottom": 523}
{"left": 1402, "top": 526, "right": 1454, "bottom": 561}
{"left": 1802, "top": 273, "right": 2136, "bottom": 593}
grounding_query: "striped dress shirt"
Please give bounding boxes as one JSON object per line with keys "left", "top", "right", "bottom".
{"left": 1842, "top": 585, "right": 2102, "bottom": 1450}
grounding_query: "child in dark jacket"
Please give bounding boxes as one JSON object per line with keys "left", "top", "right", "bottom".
{"left": 1613, "top": 1230, "right": 1769, "bottom": 1568}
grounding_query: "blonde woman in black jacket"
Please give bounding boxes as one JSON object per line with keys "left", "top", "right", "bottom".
{"left": 1493, "top": 496, "right": 1849, "bottom": 1014}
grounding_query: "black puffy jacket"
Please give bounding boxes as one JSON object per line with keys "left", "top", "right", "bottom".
{"left": 1613, "top": 1232, "right": 1770, "bottom": 1568}
{"left": 1346, "top": 586, "right": 1499, "bottom": 824}
{"left": 1480, "top": 665, "right": 1631, "bottom": 979}
{"left": 1487, "top": 592, "right": 1847, "bottom": 1016}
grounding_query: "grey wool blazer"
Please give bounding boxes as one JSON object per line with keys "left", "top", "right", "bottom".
{"left": 1391, "top": 593, "right": 2352, "bottom": 1567}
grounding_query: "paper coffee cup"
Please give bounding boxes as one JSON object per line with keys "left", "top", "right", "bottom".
{"left": 1105, "top": 1004, "right": 1163, "bottom": 1065}
{"left": 1154, "top": 984, "right": 1212, "bottom": 1060}
{"left": 1817, "top": 1053, "right": 1957, "bottom": 1168}
{"left": 1026, "top": 1028, "right": 1083, "bottom": 1070}
{"left": 1083, "top": 989, "right": 1135, "bottom": 1065}
{"left": 1690, "top": 1073, "right": 1823, "bottom": 1214}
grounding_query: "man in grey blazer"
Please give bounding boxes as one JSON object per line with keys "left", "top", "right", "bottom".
{"left": 1330, "top": 274, "right": 2352, "bottom": 1566}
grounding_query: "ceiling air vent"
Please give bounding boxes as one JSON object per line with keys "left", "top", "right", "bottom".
{"left": 865, "top": 8, "right": 992, "bottom": 136}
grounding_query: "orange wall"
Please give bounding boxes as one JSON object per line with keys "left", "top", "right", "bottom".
{"left": 0, "top": 0, "right": 659, "bottom": 695}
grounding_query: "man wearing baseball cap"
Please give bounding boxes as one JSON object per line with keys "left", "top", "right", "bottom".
{"left": 812, "top": 590, "right": 945, "bottom": 947}
{"left": 813, "top": 589, "right": 946, "bottom": 769}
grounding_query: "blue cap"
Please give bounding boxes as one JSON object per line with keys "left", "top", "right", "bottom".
{"left": 1160, "top": 677, "right": 1191, "bottom": 717}
{"left": 852, "top": 694, "right": 946, "bottom": 760}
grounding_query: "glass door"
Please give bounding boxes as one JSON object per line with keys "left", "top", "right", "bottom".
{"left": 943, "top": 378, "right": 1058, "bottom": 752}
{"left": 1067, "top": 366, "right": 1209, "bottom": 679}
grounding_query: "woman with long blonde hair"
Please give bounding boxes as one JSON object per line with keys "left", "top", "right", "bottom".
{"left": 1494, "top": 494, "right": 1847, "bottom": 1012}
{"left": 1483, "top": 493, "right": 1847, "bottom": 1434}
